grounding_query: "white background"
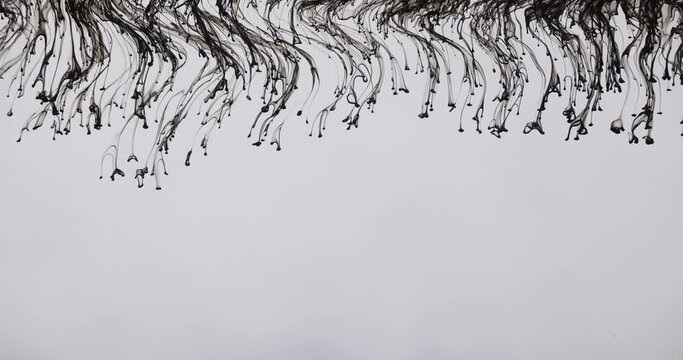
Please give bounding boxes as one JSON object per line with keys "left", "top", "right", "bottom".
{"left": 1, "top": 28, "right": 683, "bottom": 359}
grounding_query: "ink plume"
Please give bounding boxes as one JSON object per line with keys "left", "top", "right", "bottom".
{"left": 1, "top": 0, "right": 682, "bottom": 188}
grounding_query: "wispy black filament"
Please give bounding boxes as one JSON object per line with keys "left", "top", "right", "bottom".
{"left": 1, "top": 0, "right": 682, "bottom": 188}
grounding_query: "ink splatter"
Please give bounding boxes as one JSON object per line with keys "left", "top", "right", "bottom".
{"left": 1, "top": 0, "right": 682, "bottom": 188}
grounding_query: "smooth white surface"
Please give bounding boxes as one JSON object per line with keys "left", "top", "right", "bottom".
{"left": 1, "top": 34, "right": 683, "bottom": 360}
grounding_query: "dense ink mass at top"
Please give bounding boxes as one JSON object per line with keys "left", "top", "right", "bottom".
{"left": 0, "top": 0, "right": 682, "bottom": 188}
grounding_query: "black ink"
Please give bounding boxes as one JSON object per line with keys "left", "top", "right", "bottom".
{"left": 1, "top": 0, "right": 682, "bottom": 188}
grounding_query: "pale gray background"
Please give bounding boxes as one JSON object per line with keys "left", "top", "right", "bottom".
{"left": 1, "top": 28, "right": 683, "bottom": 359}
